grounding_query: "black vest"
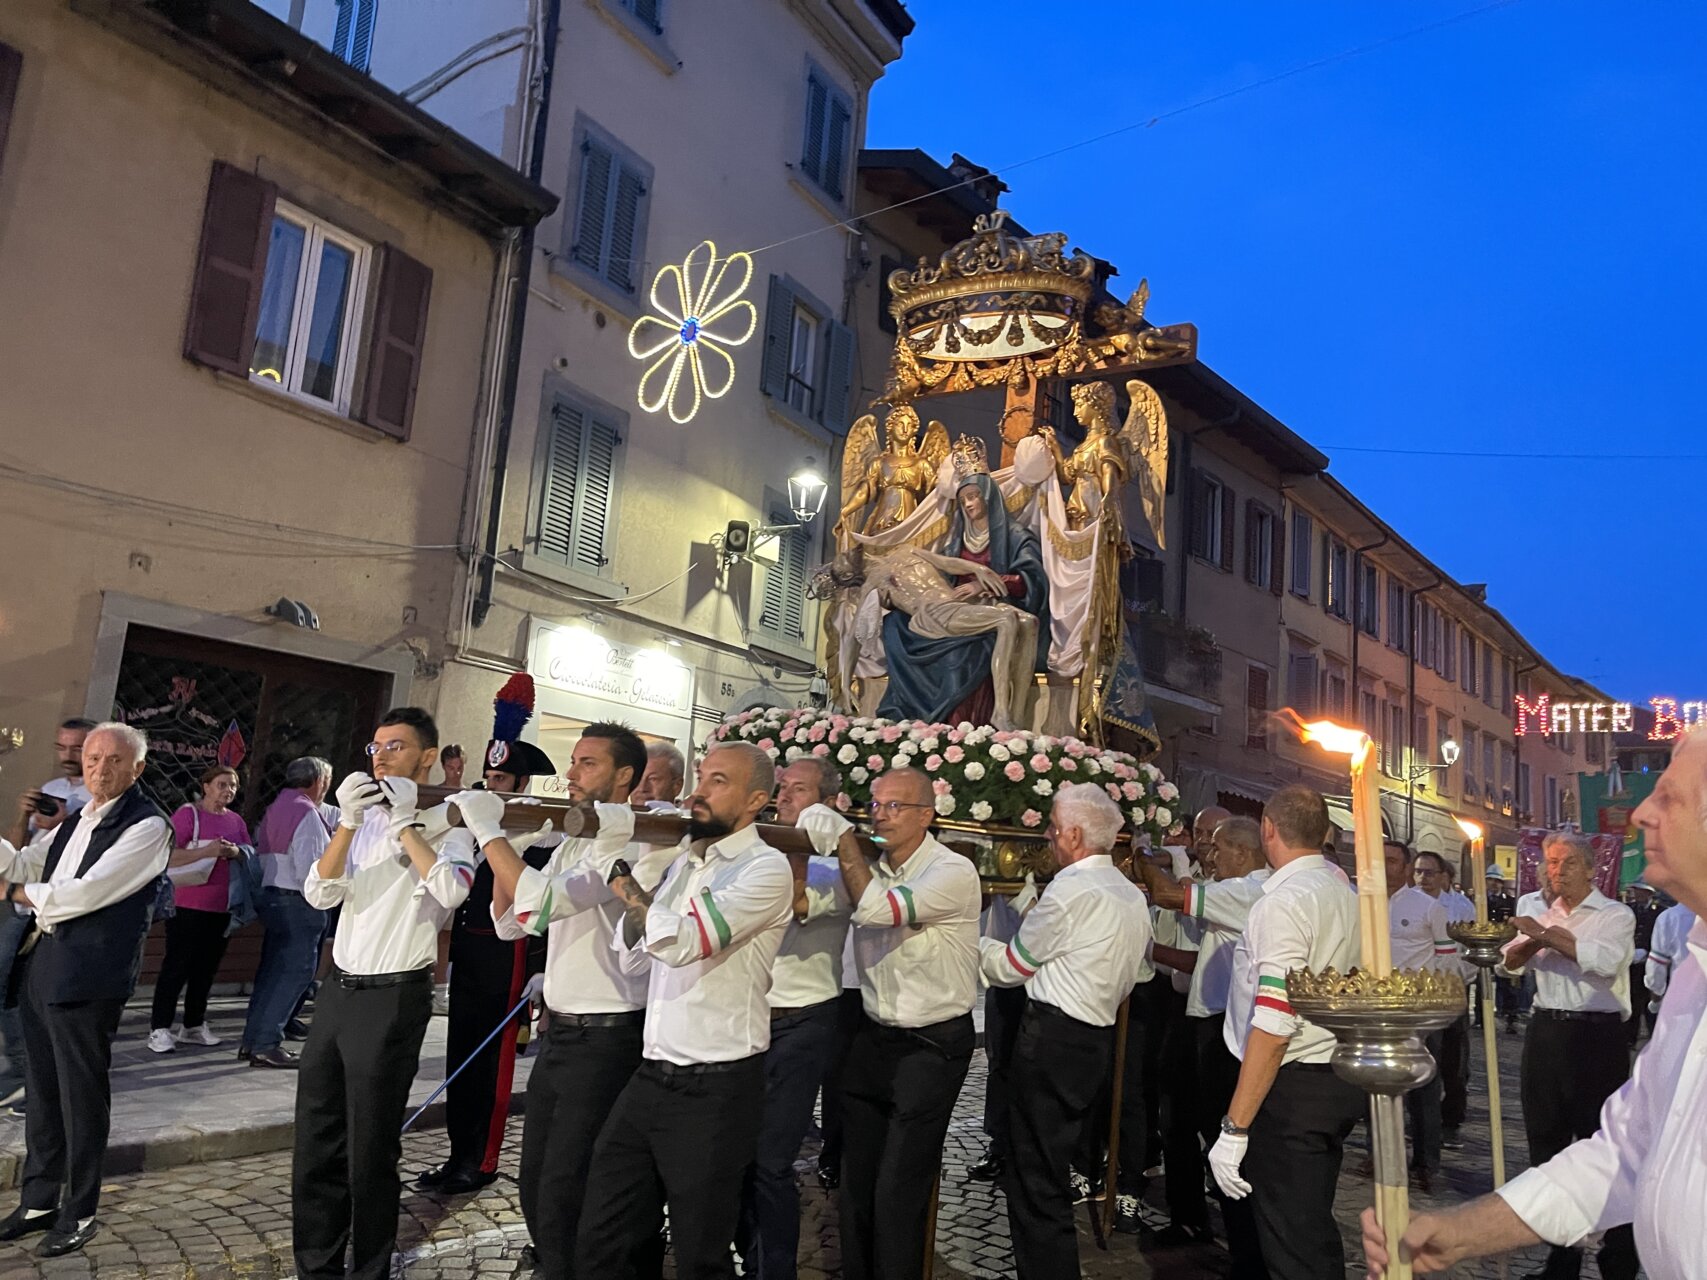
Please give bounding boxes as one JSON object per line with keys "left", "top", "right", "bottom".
{"left": 23, "top": 784, "right": 167, "bottom": 1004}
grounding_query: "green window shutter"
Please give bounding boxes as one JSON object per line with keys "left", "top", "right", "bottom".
{"left": 570, "top": 415, "right": 620, "bottom": 573}
{"left": 537, "top": 401, "right": 585, "bottom": 564}
{"left": 820, "top": 318, "right": 856, "bottom": 432}
{"left": 572, "top": 138, "right": 614, "bottom": 275}
{"left": 606, "top": 162, "right": 645, "bottom": 294}
{"left": 760, "top": 510, "right": 810, "bottom": 641}
{"left": 801, "top": 74, "right": 828, "bottom": 182}
{"left": 823, "top": 94, "right": 851, "bottom": 199}
{"left": 760, "top": 275, "right": 795, "bottom": 400}
{"left": 537, "top": 402, "right": 621, "bottom": 575}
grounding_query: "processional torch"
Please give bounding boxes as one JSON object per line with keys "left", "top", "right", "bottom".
{"left": 1275, "top": 714, "right": 1465, "bottom": 1280}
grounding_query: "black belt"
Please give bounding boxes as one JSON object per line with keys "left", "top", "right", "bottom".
{"left": 1281, "top": 1060, "right": 1337, "bottom": 1073}
{"left": 641, "top": 1054, "right": 761, "bottom": 1077}
{"left": 548, "top": 1009, "right": 645, "bottom": 1029}
{"left": 1025, "top": 1001, "right": 1104, "bottom": 1033}
{"left": 1534, "top": 1008, "right": 1623, "bottom": 1024}
{"left": 333, "top": 967, "right": 432, "bottom": 990}
{"left": 770, "top": 997, "right": 839, "bottom": 1021}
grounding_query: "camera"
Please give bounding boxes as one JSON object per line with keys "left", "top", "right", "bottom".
{"left": 32, "top": 793, "right": 60, "bottom": 817}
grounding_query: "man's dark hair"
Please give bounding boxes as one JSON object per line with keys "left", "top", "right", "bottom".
{"left": 582, "top": 722, "right": 648, "bottom": 791}
{"left": 1384, "top": 839, "right": 1416, "bottom": 863}
{"left": 788, "top": 755, "right": 844, "bottom": 802}
{"left": 60, "top": 718, "right": 97, "bottom": 732}
{"left": 1414, "top": 850, "right": 1450, "bottom": 876}
{"left": 378, "top": 706, "right": 439, "bottom": 750}
{"left": 1264, "top": 784, "right": 1331, "bottom": 851}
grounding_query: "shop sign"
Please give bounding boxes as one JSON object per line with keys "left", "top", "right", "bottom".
{"left": 530, "top": 621, "right": 693, "bottom": 719}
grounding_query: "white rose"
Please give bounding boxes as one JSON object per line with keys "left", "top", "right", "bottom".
{"left": 785, "top": 745, "right": 805, "bottom": 762}
{"left": 969, "top": 800, "right": 993, "bottom": 821}
{"left": 1130, "top": 807, "right": 1145, "bottom": 825}
{"left": 837, "top": 744, "right": 858, "bottom": 764}
{"left": 934, "top": 793, "right": 957, "bottom": 816}
{"left": 988, "top": 743, "right": 1011, "bottom": 762}
{"left": 850, "top": 766, "right": 869, "bottom": 783}
{"left": 896, "top": 740, "right": 919, "bottom": 756}
{"left": 1032, "top": 779, "right": 1053, "bottom": 797}
{"left": 963, "top": 761, "right": 986, "bottom": 781}
{"left": 1142, "top": 762, "right": 1163, "bottom": 781}
{"left": 921, "top": 736, "right": 940, "bottom": 753}
{"left": 1081, "top": 757, "right": 1100, "bottom": 776}
{"left": 765, "top": 746, "right": 780, "bottom": 759}
{"left": 1154, "top": 805, "right": 1172, "bottom": 828}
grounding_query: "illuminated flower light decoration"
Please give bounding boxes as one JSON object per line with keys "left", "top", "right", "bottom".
{"left": 627, "top": 240, "right": 757, "bottom": 424}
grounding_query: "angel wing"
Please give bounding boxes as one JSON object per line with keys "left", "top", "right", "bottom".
{"left": 919, "top": 418, "right": 951, "bottom": 475}
{"left": 1121, "top": 379, "right": 1169, "bottom": 550}
{"left": 839, "top": 413, "right": 881, "bottom": 519}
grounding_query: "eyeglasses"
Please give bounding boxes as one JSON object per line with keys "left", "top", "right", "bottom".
{"left": 1417, "top": 867, "right": 1448, "bottom": 877}
{"left": 870, "top": 800, "right": 933, "bottom": 815}
{"left": 366, "top": 740, "right": 412, "bottom": 758}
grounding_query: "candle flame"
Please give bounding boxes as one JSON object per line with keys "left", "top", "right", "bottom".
{"left": 1274, "top": 708, "right": 1372, "bottom": 759}
{"left": 1455, "top": 817, "right": 1484, "bottom": 840}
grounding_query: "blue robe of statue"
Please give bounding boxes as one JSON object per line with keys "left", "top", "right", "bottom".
{"left": 877, "top": 474, "right": 1050, "bottom": 726}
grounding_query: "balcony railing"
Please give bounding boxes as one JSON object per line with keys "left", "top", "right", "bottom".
{"left": 1135, "top": 609, "right": 1223, "bottom": 704}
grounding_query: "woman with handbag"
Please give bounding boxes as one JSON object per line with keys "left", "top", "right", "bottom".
{"left": 148, "top": 765, "right": 249, "bottom": 1053}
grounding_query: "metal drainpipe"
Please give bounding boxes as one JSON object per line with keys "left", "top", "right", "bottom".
{"left": 473, "top": 0, "right": 562, "bottom": 629}
{"left": 1406, "top": 575, "right": 1444, "bottom": 843}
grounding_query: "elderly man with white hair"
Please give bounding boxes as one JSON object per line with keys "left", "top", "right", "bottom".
{"left": 978, "top": 781, "right": 1150, "bottom": 1280}
{"left": 0, "top": 722, "right": 171, "bottom": 1258}
{"left": 1362, "top": 727, "right": 1707, "bottom": 1279}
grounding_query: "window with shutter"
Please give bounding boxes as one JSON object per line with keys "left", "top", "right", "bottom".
{"left": 1289, "top": 510, "right": 1312, "bottom": 598}
{"left": 823, "top": 97, "right": 851, "bottom": 199}
{"left": 185, "top": 163, "right": 278, "bottom": 376}
{"left": 758, "top": 508, "right": 811, "bottom": 643}
{"left": 800, "top": 68, "right": 853, "bottom": 204}
{"left": 361, "top": 244, "right": 431, "bottom": 437}
{"left": 821, "top": 320, "right": 856, "bottom": 433}
{"left": 624, "top": 0, "right": 663, "bottom": 34}
{"left": 0, "top": 43, "right": 21, "bottom": 185}
{"left": 801, "top": 75, "right": 828, "bottom": 184}
{"left": 572, "top": 139, "right": 612, "bottom": 275}
{"left": 1245, "top": 503, "right": 1276, "bottom": 589}
{"left": 1287, "top": 653, "right": 1318, "bottom": 718}
{"left": 566, "top": 122, "right": 651, "bottom": 296}
{"left": 1219, "top": 482, "right": 1235, "bottom": 572}
{"left": 606, "top": 163, "right": 645, "bottom": 294}
{"left": 760, "top": 274, "right": 796, "bottom": 401}
{"left": 534, "top": 395, "right": 623, "bottom": 578}
{"left": 332, "top": 0, "right": 378, "bottom": 72}
{"left": 1245, "top": 665, "right": 1269, "bottom": 751}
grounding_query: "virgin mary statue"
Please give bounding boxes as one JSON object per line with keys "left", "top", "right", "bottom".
{"left": 877, "top": 442, "right": 1050, "bottom": 727}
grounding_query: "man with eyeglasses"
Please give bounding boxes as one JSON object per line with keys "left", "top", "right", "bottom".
{"left": 1413, "top": 850, "right": 1473, "bottom": 1150}
{"left": 1383, "top": 841, "right": 1458, "bottom": 1191}
{"left": 291, "top": 707, "right": 477, "bottom": 1280}
{"left": 833, "top": 766, "right": 981, "bottom": 1280}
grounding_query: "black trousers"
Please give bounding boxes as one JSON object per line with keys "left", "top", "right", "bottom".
{"left": 840, "top": 1013, "right": 975, "bottom": 1280}
{"left": 815, "top": 987, "right": 865, "bottom": 1173}
{"left": 18, "top": 953, "right": 125, "bottom": 1227}
{"left": 292, "top": 969, "right": 433, "bottom": 1280}
{"left": 999, "top": 1004, "right": 1112, "bottom": 1280}
{"left": 443, "top": 932, "right": 528, "bottom": 1176}
{"left": 1405, "top": 1032, "right": 1444, "bottom": 1173}
{"left": 1194, "top": 1015, "right": 1266, "bottom": 1279}
{"left": 1159, "top": 996, "right": 1207, "bottom": 1229}
{"left": 577, "top": 1055, "right": 766, "bottom": 1280}
{"left": 1073, "top": 986, "right": 1145, "bottom": 1191}
{"left": 1439, "top": 1012, "right": 1470, "bottom": 1130}
{"left": 519, "top": 1013, "right": 647, "bottom": 1280}
{"left": 1140, "top": 975, "right": 1177, "bottom": 1171}
{"left": 981, "top": 983, "right": 1027, "bottom": 1157}
{"left": 150, "top": 907, "right": 231, "bottom": 1030}
{"left": 1521, "top": 1012, "right": 1639, "bottom": 1280}
{"left": 1625, "top": 968, "right": 1652, "bottom": 1044}
{"left": 738, "top": 1000, "right": 841, "bottom": 1280}
{"left": 1243, "top": 1062, "right": 1363, "bottom": 1280}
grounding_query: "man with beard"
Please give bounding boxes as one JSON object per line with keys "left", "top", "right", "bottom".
{"left": 453, "top": 722, "right": 662, "bottom": 1280}
{"left": 576, "top": 741, "right": 793, "bottom": 1279}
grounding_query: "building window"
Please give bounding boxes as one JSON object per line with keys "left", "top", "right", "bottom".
{"left": 800, "top": 67, "right": 854, "bottom": 202}
{"left": 761, "top": 275, "right": 855, "bottom": 432}
{"left": 1287, "top": 651, "right": 1318, "bottom": 718}
{"left": 1462, "top": 725, "right": 1478, "bottom": 799}
{"left": 1324, "top": 536, "right": 1349, "bottom": 619}
{"left": 1501, "top": 658, "right": 1513, "bottom": 710}
{"left": 249, "top": 202, "right": 372, "bottom": 415}
{"left": 1289, "top": 509, "right": 1313, "bottom": 598}
{"left": 1245, "top": 503, "right": 1277, "bottom": 590}
{"left": 618, "top": 0, "right": 664, "bottom": 34}
{"left": 1586, "top": 732, "right": 1604, "bottom": 766}
{"left": 331, "top": 0, "right": 378, "bottom": 72}
{"left": 756, "top": 507, "right": 811, "bottom": 644}
{"left": 1325, "top": 661, "right": 1348, "bottom": 718}
{"left": 1461, "top": 631, "right": 1478, "bottom": 695}
{"left": 1545, "top": 774, "right": 1560, "bottom": 827}
{"left": 1482, "top": 736, "right": 1496, "bottom": 810}
{"left": 1518, "top": 762, "right": 1532, "bottom": 819}
{"left": 567, "top": 122, "right": 651, "bottom": 296}
{"left": 1483, "top": 646, "right": 1496, "bottom": 708}
{"left": 1356, "top": 562, "right": 1380, "bottom": 636}
{"left": 532, "top": 391, "right": 624, "bottom": 578}
{"left": 1360, "top": 689, "right": 1380, "bottom": 743}
{"left": 1436, "top": 712, "right": 1453, "bottom": 794}
{"left": 1499, "top": 743, "right": 1514, "bottom": 814}
{"left": 1387, "top": 580, "right": 1408, "bottom": 652}
{"left": 1413, "top": 704, "right": 1430, "bottom": 768}
{"left": 1190, "top": 472, "right": 1230, "bottom": 569}
{"left": 1245, "top": 665, "right": 1270, "bottom": 751}
{"left": 1387, "top": 703, "right": 1407, "bottom": 776}
{"left": 1441, "top": 618, "right": 1458, "bottom": 682}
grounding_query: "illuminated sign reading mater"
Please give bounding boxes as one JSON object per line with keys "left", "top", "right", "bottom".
{"left": 1513, "top": 693, "right": 1704, "bottom": 742}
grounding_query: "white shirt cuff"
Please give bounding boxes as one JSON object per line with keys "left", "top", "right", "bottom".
{"left": 1496, "top": 1168, "right": 1597, "bottom": 1248}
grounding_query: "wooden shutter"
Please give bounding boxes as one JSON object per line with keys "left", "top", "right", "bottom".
{"left": 823, "top": 94, "right": 851, "bottom": 199}
{"left": 1219, "top": 482, "right": 1235, "bottom": 572}
{"left": 361, "top": 245, "right": 433, "bottom": 439}
{"left": 184, "top": 162, "right": 277, "bottom": 376}
{"left": 351, "top": 0, "right": 377, "bottom": 72}
{"left": 537, "top": 401, "right": 584, "bottom": 564}
{"left": 572, "top": 137, "right": 613, "bottom": 275}
{"left": 631, "top": 0, "right": 662, "bottom": 32}
{"left": 760, "top": 510, "right": 809, "bottom": 640}
{"left": 1270, "top": 508, "right": 1285, "bottom": 596}
{"left": 0, "top": 43, "right": 21, "bottom": 185}
{"left": 820, "top": 319, "right": 855, "bottom": 432}
{"left": 537, "top": 401, "right": 620, "bottom": 574}
{"left": 1243, "top": 499, "right": 1259, "bottom": 584}
{"left": 801, "top": 74, "right": 828, "bottom": 182}
{"left": 760, "top": 274, "right": 795, "bottom": 400}
{"left": 606, "top": 161, "right": 645, "bottom": 293}
{"left": 1287, "top": 653, "right": 1318, "bottom": 718}
{"left": 1245, "top": 666, "right": 1269, "bottom": 750}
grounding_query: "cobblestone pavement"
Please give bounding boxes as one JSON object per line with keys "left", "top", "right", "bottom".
{"left": 0, "top": 1014, "right": 1632, "bottom": 1279}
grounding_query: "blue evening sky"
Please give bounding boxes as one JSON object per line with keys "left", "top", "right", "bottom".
{"left": 864, "top": 1, "right": 1704, "bottom": 700}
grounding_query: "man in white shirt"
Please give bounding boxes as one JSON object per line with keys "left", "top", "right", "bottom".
{"left": 1361, "top": 727, "right": 1707, "bottom": 1280}
{"left": 1386, "top": 840, "right": 1456, "bottom": 1188}
{"left": 977, "top": 782, "right": 1149, "bottom": 1280}
{"left": 1143, "top": 815, "right": 1269, "bottom": 1275}
{"left": 455, "top": 720, "right": 660, "bottom": 1280}
{"left": 1645, "top": 898, "right": 1695, "bottom": 1002}
{"left": 0, "top": 722, "right": 169, "bottom": 1259}
{"left": 735, "top": 757, "right": 851, "bottom": 1280}
{"left": 291, "top": 708, "right": 477, "bottom": 1280}
{"left": 1491, "top": 831, "right": 1638, "bottom": 1280}
{"left": 1207, "top": 784, "right": 1361, "bottom": 1280}
{"left": 1414, "top": 849, "right": 1473, "bottom": 1149}
{"left": 579, "top": 741, "right": 793, "bottom": 1278}
{"left": 835, "top": 766, "right": 981, "bottom": 1280}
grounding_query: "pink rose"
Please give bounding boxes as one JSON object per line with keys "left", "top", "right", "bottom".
{"left": 944, "top": 745, "right": 965, "bottom": 763}
{"left": 757, "top": 738, "right": 775, "bottom": 751}
{"left": 946, "top": 729, "right": 965, "bottom": 744}
{"left": 1029, "top": 753, "right": 1051, "bottom": 773}
{"left": 867, "top": 755, "right": 886, "bottom": 772}
{"left": 993, "top": 730, "right": 1015, "bottom": 744}
{"left": 831, "top": 716, "right": 850, "bottom": 732}
{"left": 881, "top": 725, "right": 903, "bottom": 743}
{"left": 1005, "top": 761, "right": 1026, "bottom": 782}
{"left": 1122, "top": 781, "right": 1141, "bottom": 802}
{"left": 835, "top": 793, "right": 852, "bottom": 811}
{"left": 808, "top": 723, "right": 827, "bottom": 742}
{"left": 925, "top": 754, "right": 943, "bottom": 771}
{"left": 1105, "top": 783, "right": 1122, "bottom": 801}
{"left": 1021, "top": 809, "right": 1043, "bottom": 828}
{"left": 1059, "top": 758, "right": 1077, "bottom": 773}
{"left": 811, "top": 743, "right": 830, "bottom": 757}
{"left": 932, "top": 779, "right": 952, "bottom": 796}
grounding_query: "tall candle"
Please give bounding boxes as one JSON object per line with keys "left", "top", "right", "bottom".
{"left": 1351, "top": 737, "right": 1392, "bottom": 977}
{"left": 1457, "top": 818, "right": 1488, "bottom": 926}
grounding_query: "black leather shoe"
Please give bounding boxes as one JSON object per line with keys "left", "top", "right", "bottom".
{"left": 0, "top": 1206, "right": 53, "bottom": 1242}
{"left": 37, "top": 1219, "right": 98, "bottom": 1257}
{"left": 436, "top": 1169, "right": 497, "bottom": 1194}
{"left": 236, "top": 1046, "right": 252, "bottom": 1062}
{"left": 1154, "top": 1222, "right": 1211, "bottom": 1248}
{"left": 415, "top": 1163, "right": 453, "bottom": 1189}
{"left": 815, "top": 1163, "right": 839, "bottom": 1191}
{"left": 965, "top": 1152, "right": 1004, "bottom": 1182}
{"left": 284, "top": 1019, "right": 310, "bottom": 1041}
{"left": 248, "top": 1047, "right": 300, "bottom": 1069}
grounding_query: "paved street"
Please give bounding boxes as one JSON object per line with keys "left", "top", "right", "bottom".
{"left": 0, "top": 1010, "right": 1630, "bottom": 1280}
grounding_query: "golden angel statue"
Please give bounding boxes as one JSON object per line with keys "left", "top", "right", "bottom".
{"left": 833, "top": 402, "right": 950, "bottom": 550}
{"left": 1038, "top": 378, "right": 1169, "bottom": 548}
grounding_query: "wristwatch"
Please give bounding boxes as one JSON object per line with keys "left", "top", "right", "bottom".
{"left": 607, "top": 859, "right": 632, "bottom": 885}
{"left": 1219, "top": 1115, "right": 1249, "bottom": 1137}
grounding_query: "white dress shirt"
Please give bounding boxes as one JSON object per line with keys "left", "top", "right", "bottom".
{"left": 770, "top": 857, "right": 852, "bottom": 1009}
{"left": 1225, "top": 854, "right": 1360, "bottom": 1064}
{"left": 1440, "top": 888, "right": 1477, "bottom": 924}
{"left": 1645, "top": 903, "right": 1695, "bottom": 999}
{"left": 497, "top": 827, "right": 678, "bottom": 1015}
{"left": 1389, "top": 885, "right": 1457, "bottom": 972}
{"left": 1497, "top": 916, "right": 1707, "bottom": 1279}
{"left": 262, "top": 808, "right": 336, "bottom": 892}
{"left": 1499, "top": 887, "right": 1634, "bottom": 1018}
{"left": 0, "top": 795, "right": 171, "bottom": 931}
{"left": 978, "top": 854, "right": 1150, "bottom": 1026}
{"left": 1180, "top": 869, "right": 1270, "bottom": 1019}
{"left": 613, "top": 822, "right": 793, "bottom": 1065}
{"left": 849, "top": 833, "right": 981, "bottom": 1029}
{"left": 303, "top": 804, "right": 475, "bottom": 974}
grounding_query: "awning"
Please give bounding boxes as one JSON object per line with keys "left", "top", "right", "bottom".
{"left": 1324, "top": 796, "right": 1394, "bottom": 840}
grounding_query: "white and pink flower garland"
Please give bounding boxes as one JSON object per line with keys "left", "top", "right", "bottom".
{"left": 711, "top": 708, "right": 1184, "bottom": 847}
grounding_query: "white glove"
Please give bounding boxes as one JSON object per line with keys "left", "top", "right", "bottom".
{"left": 335, "top": 772, "right": 384, "bottom": 830}
{"left": 379, "top": 776, "right": 419, "bottom": 839}
{"left": 798, "top": 802, "right": 853, "bottom": 855}
{"left": 591, "top": 802, "right": 636, "bottom": 849}
{"left": 1208, "top": 1130, "right": 1251, "bottom": 1199}
{"left": 451, "top": 789, "right": 509, "bottom": 847}
{"left": 1012, "top": 871, "right": 1039, "bottom": 916}
{"left": 520, "top": 972, "right": 545, "bottom": 1004}
{"left": 416, "top": 803, "right": 453, "bottom": 845}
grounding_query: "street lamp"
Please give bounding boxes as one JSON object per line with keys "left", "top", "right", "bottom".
{"left": 1406, "top": 737, "right": 1460, "bottom": 844}
{"left": 787, "top": 458, "right": 828, "bottom": 524}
